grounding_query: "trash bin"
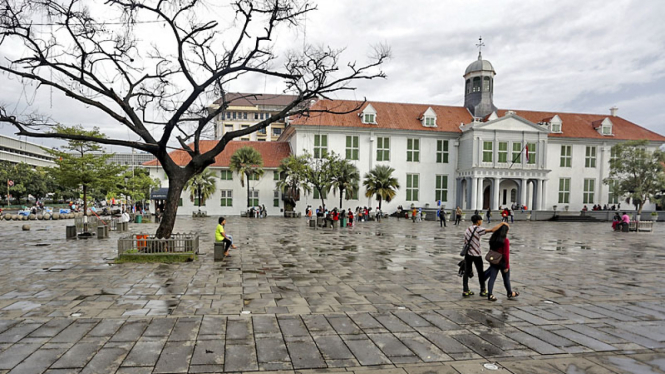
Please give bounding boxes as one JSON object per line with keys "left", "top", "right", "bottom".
{"left": 340, "top": 218, "right": 347, "bottom": 227}
{"left": 135, "top": 215, "right": 142, "bottom": 224}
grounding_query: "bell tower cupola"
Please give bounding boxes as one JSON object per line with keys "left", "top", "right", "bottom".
{"left": 463, "top": 37, "right": 497, "bottom": 119}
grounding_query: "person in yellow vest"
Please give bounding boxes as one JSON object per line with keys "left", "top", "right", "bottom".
{"left": 215, "top": 217, "right": 236, "bottom": 257}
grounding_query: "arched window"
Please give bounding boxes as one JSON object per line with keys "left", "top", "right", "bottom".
{"left": 483, "top": 77, "right": 490, "bottom": 91}
{"left": 466, "top": 79, "right": 471, "bottom": 94}
{"left": 472, "top": 77, "right": 481, "bottom": 92}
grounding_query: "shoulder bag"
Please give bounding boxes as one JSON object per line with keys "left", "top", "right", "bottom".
{"left": 485, "top": 248, "right": 503, "bottom": 265}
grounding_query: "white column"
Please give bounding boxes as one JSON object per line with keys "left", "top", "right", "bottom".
{"left": 520, "top": 178, "right": 527, "bottom": 206}
{"left": 477, "top": 177, "right": 484, "bottom": 210}
{"left": 493, "top": 178, "right": 501, "bottom": 210}
{"left": 470, "top": 177, "right": 477, "bottom": 211}
{"left": 541, "top": 180, "right": 548, "bottom": 210}
{"left": 536, "top": 179, "right": 543, "bottom": 210}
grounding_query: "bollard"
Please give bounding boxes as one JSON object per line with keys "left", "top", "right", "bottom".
{"left": 214, "top": 242, "right": 226, "bottom": 261}
{"left": 22, "top": 224, "right": 30, "bottom": 231}
{"left": 43, "top": 213, "right": 50, "bottom": 220}
{"left": 66, "top": 225, "right": 77, "bottom": 239}
{"left": 52, "top": 213, "right": 60, "bottom": 220}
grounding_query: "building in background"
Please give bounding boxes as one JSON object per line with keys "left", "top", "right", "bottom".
{"left": 146, "top": 54, "right": 665, "bottom": 216}
{"left": 209, "top": 93, "right": 300, "bottom": 141}
{"left": 0, "top": 134, "right": 55, "bottom": 167}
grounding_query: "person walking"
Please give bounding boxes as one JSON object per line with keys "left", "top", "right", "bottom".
{"left": 462, "top": 215, "right": 506, "bottom": 297}
{"left": 215, "top": 216, "right": 237, "bottom": 258}
{"left": 486, "top": 208, "right": 492, "bottom": 224}
{"left": 455, "top": 206, "right": 462, "bottom": 225}
{"left": 483, "top": 224, "right": 519, "bottom": 301}
{"left": 348, "top": 208, "right": 354, "bottom": 227}
{"left": 397, "top": 205, "right": 403, "bottom": 221}
{"left": 439, "top": 206, "right": 447, "bottom": 227}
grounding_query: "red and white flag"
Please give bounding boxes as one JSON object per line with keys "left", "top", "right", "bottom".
{"left": 525, "top": 145, "right": 529, "bottom": 162}
{"left": 7, "top": 180, "right": 13, "bottom": 187}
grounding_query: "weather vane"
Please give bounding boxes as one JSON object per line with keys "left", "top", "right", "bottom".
{"left": 476, "top": 36, "right": 485, "bottom": 59}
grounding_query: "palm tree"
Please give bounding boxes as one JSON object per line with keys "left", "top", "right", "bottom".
{"left": 276, "top": 154, "right": 312, "bottom": 210}
{"left": 229, "top": 146, "right": 265, "bottom": 208}
{"left": 363, "top": 165, "right": 400, "bottom": 211}
{"left": 185, "top": 169, "right": 217, "bottom": 211}
{"left": 330, "top": 159, "right": 360, "bottom": 210}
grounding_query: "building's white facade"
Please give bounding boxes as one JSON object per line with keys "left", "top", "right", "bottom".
{"left": 146, "top": 55, "right": 665, "bottom": 216}
{"left": 0, "top": 134, "right": 55, "bottom": 167}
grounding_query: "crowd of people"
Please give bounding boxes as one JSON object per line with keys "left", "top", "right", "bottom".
{"left": 304, "top": 205, "right": 385, "bottom": 227}
{"left": 582, "top": 204, "right": 620, "bottom": 211}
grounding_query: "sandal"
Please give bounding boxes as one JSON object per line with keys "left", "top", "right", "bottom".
{"left": 488, "top": 294, "right": 497, "bottom": 302}
{"left": 462, "top": 291, "right": 474, "bottom": 297}
{"left": 508, "top": 291, "right": 520, "bottom": 299}
{"left": 480, "top": 291, "right": 488, "bottom": 297}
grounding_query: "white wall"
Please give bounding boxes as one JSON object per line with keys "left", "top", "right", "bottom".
{"left": 148, "top": 167, "right": 285, "bottom": 216}
{"left": 292, "top": 127, "right": 458, "bottom": 212}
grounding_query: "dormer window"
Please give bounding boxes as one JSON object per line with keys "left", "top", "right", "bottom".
{"left": 361, "top": 104, "right": 377, "bottom": 124}
{"left": 601, "top": 124, "right": 612, "bottom": 135}
{"left": 551, "top": 123, "right": 561, "bottom": 133}
{"left": 593, "top": 118, "right": 613, "bottom": 136}
{"left": 548, "top": 115, "right": 563, "bottom": 133}
{"left": 420, "top": 107, "right": 437, "bottom": 127}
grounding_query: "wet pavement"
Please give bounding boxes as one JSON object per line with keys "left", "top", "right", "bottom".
{"left": 0, "top": 216, "right": 664, "bottom": 373}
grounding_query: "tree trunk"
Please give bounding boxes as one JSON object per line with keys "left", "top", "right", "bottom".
{"left": 156, "top": 175, "right": 186, "bottom": 239}
{"left": 246, "top": 173, "right": 250, "bottom": 208}
{"left": 83, "top": 184, "right": 87, "bottom": 214}
{"left": 318, "top": 188, "right": 325, "bottom": 211}
{"left": 378, "top": 196, "right": 382, "bottom": 211}
{"left": 339, "top": 188, "right": 343, "bottom": 210}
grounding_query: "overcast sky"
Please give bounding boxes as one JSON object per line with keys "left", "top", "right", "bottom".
{"left": 1, "top": 0, "right": 664, "bottom": 151}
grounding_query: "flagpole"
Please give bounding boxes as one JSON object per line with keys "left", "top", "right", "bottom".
{"left": 508, "top": 144, "right": 527, "bottom": 169}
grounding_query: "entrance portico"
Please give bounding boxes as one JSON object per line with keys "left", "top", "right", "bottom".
{"left": 456, "top": 169, "right": 549, "bottom": 211}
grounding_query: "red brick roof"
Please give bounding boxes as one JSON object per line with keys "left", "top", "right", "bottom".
{"left": 290, "top": 100, "right": 665, "bottom": 142}
{"left": 143, "top": 141, "right": 291, "bottom": 168}
{"left": 213, "top": 93, "right": 300, "bottom": 107}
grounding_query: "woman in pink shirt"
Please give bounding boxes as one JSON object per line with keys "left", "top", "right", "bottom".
{"left": 484, "top": 225, "right": 519, "bottom": 301}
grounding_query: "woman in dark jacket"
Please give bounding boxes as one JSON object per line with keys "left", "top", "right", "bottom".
{"left": 484, "top": 225, "right": 519, "bottom": 301}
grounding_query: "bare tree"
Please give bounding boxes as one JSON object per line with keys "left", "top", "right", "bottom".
{"left": 0, "top": 0, "right": 388, "bottom": 237}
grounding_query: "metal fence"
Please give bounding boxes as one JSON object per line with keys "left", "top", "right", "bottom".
{"left": 117, "top": 233, "right": 199, "bottom": 255}
{"left": 74, "top": 215, "right": 99, "bottom": 234}
{"left": 100, "top": 217, "right": 119, "bottom": 231}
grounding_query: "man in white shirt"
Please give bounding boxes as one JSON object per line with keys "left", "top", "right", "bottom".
{"left": 120, "top": 210, "right": 130, "bottom": 223}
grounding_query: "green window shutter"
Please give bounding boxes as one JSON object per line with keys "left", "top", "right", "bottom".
{"left": 353, "top": 149, "right": 359, "bottom": 160}
{"left": 346, "top": 136, "right": 351, "bottom": 147}
{"left": 314, "top": 135, "right": 320, "bottom": 147}
{"left": 435, "top": 175, "right": 441, "bottom": 189}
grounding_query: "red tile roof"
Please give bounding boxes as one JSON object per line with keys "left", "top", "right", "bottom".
{"left": 290, "top": 100, "right": 665, "bottom": 142}
{"left": 212, "top": 93, "right": 300, "bottom": 107}
{"left": 495, "top": 109, "right": 665, "bottom": 141}
{"left": 289, "top": 100, "right": 469, "bottom": 133}
{"left": 143, "top": 141, "right": 291, "bottom": 168}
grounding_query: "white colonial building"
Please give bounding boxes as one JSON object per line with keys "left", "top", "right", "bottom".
{"left": 145, "top": 54, "right": 665, "bottom": 216}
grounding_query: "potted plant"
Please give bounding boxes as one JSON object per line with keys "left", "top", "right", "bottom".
{"left": 651, "top": 211, "right": 658, "bottom": 222}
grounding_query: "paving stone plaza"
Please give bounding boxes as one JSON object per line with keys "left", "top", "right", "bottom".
{"left": 0, "top": 216, "right": 664, "bottom": 373}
